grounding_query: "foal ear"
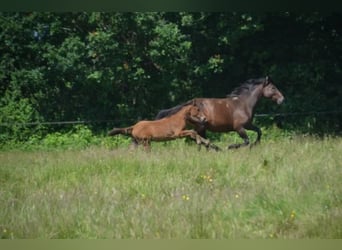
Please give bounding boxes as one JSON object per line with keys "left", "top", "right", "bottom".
{"left": 191, "top": 99, "right": 200, "bottom": 108}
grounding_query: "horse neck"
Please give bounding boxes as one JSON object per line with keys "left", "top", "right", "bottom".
{"left": 242, "top": 84, "right": 264, "bottom": 112}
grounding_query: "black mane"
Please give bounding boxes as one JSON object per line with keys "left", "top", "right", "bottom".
{"left": 228, "top": 77, "right": 267, "bottom": 97}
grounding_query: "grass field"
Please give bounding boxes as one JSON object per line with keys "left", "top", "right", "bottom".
{"left": 0, "top": 135, "right": 341, "bottom": 238}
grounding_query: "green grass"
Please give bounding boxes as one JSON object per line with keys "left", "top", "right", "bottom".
{"left": 0, "top": 135, "right": 341, "bottom": 238}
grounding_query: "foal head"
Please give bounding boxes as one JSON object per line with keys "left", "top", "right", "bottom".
{"left": 262, "top": 76, "right": 285, "bottom": 105}
{"left": 184, "top": 104, "right": 207, "bottom": 125}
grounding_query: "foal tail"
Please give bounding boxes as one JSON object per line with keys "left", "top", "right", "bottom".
{"left": 108, "top": 126, "right": 133, "bottom": 136}
{"left": 155, "top": 99, "right": 194, "bottom": 120}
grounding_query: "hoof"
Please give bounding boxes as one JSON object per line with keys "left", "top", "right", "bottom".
{"left": 228, "top": 144, "right": 239, "bottom": 150}
{"left": 209, "top": 144, "right": 221, "bottom": 152}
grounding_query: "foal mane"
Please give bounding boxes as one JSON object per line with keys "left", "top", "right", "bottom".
{"left": 228, "top": 77, "right": 267, "bottom": 97}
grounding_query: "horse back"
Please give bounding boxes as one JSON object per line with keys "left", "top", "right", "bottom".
{"left": 193, "top": 98, "right": 240, "bottom": 131}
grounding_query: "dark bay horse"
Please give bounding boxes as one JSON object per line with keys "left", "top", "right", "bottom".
{"left": 108, "top": 101, "right": 220, "bottom": 151}
{"left": 155, "top": 76, "right": 284, "bottom": 149}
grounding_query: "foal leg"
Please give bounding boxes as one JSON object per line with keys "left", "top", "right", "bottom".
{"left": 193, "top": 132, "right": 221, "bottom": 151}
{"left": 178, "top": 130, "right": 209, "bottom": 147}
{"left": 228, "top": 127, "right": 250, "bottom": 149}
{"left": 142, "top": 139, "right": 151, "bottom": 152}
{"left": 178, "top": 130, "right": 220, "bottom": 151}
{"left": 129, "top": 138, "right": 139, "bottom": 150}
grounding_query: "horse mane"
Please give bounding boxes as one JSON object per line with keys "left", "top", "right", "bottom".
{"left": 155, "top": 100, "right": 194, "bottom": 120}
{"left": 227, "top": 77, "right": 267, "bottom": 97}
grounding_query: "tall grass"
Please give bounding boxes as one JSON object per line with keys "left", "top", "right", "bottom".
{"left": 0, "top": 135, "right": 341, "bottom": 238}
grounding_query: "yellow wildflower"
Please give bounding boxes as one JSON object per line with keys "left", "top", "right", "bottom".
{"left": 182, "top": 195, "right": 190, "bottom": 201}
{"left": 290, "top": 210, "right": 296, "bottom": 219}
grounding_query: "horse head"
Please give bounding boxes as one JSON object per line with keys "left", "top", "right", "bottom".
{"left": 262, "top": 76, "right": 285, "bottom": 105}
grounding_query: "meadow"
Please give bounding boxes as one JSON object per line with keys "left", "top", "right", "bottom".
{"left": 0, "top": 130, "right": 341, "bottom": 239}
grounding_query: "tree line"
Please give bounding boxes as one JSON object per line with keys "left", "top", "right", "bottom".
{"left": 1, "top": 12, "right": 341, "bottom": 142}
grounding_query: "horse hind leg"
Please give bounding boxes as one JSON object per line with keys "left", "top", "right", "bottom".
{"left": 228, "top": 127, "right": 250, "bottom": 149}
{"left": 245, "top": 124, "right": 262, "bottom": 147}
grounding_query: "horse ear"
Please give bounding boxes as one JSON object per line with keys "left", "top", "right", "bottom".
{"left": 264, "top": 76, "right": 269, "bottom": 86}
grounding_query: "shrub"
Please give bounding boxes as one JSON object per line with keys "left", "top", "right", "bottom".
{"left": 0, "top": 93, "right": 42, "bottom": 144}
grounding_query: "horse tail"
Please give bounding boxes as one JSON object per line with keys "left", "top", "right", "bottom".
{"left": 155, "top": 99, "right": 194, "bottom": 120}
{"left": 108, "top": 126, "right": 133, "bottom": 136}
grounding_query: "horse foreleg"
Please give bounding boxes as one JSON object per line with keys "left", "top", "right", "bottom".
{"left": 228, "top": 128, "right": 250, "bottom": 149}
{"left": 197, "top": 128, "right": 207, "bottom": 138}
{"left": 195, "top": 128, "right": 207, "bottom": 151}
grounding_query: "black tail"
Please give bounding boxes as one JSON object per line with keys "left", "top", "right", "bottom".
{"left": 108, "top": 126, "right": 133, "bottom": 136}
{"left": 155, "top": 100, "right": 194, "bottom": 120}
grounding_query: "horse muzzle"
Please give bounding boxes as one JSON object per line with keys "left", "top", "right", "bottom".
{"left": 273, "top": 95, "right": 285, "bottom": 105}
{"left": 276, "top": 96, "right": 285, "bottom": 105}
